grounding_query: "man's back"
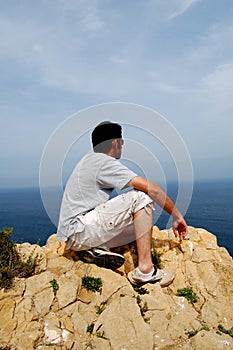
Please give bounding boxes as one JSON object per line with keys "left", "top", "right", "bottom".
{"left": 57, "top": 151, "right": 136, "bottom": 241}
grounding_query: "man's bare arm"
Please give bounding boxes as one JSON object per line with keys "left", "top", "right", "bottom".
{"left": 128, "top": 176, "right": 187, "bottom": 241}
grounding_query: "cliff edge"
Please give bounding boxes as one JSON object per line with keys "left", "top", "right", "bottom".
{"left": 0, "top": 226, "right": 232, "bottom": 350}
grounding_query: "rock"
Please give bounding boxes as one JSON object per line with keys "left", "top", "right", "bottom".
{"left": 16, "top": 242, "right": 47, "bottom": 273}
{"left": 94, "top": 295, "right": 154, "bottom": 350}
{"left": 180, "top": 330, "right": 233, "bottom": 350}
{"left": 0, "top": 226, "right": 232, "bottom": 350}
{"left": 44, "top": 233, "right": 67, "bottom": 256}
{"left": 24, "top": 270, "right": 56, "bottom": 297}
{"left": 0, "top": 298, "right": 17, "bottom": 343}
{"left": 56, "top": 269, "right": 81, "bottom": 309}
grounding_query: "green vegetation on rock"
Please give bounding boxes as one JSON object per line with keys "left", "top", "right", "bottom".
{"left": 177, "top": 287, "right": 198, "bottom": 303}
{"left": 0, "top": 227, "right": 37, "bottom": 289}
{"left": 82, "top": 275, "right": 103, "bottom": 292}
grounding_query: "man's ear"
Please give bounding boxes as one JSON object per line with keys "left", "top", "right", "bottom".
{"left": 112, "top": 139, "right": 118, "bottom": 148}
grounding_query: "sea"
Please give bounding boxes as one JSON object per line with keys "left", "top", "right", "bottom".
{"left": 0, "top": 179, "right": 232, "bottom": 257}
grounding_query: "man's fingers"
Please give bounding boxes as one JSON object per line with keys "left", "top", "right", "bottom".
{"left": 173, "top": 218, "right": 188, "bottom": 242}
{"left": 173, "top": 228, "right": 178, "bottom": 237}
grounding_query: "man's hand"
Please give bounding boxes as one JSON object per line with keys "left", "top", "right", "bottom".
{"left": 172, "top": 217, "right": 188, "bottom": 241}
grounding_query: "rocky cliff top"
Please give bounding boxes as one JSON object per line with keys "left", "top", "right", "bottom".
{"left": 0, "top": 226, "right": 232, "bottom": 350}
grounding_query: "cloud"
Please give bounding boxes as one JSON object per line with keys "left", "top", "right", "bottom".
{"left": 110, "top": 55, "right": 128, "bottom": 64}
{"left": 0, "top": 1, "right": 105, "bottom": 62}
{"left": 183, "top": 21, "right": 233, "bottom": 123}
{"left": 0, "top": 0, "right": 231, "bottom": 106}
{"left": 80, "top": 5, "right": 105, "bottom": 35}
{"left": 146, "top": 74, "right": 183, "bottom": 94}
{"left": 0, "top": 0, "right": 233, "bottom": 186}
{"left": 168, "top": 0, "right": 201, "bottom": 20}
{"left": 188, "top": 22, "right": 233, "bottom": 66}
{"left": 199, "top": 62, "right": 233, "bottom": 112}
{"left": 149, "top": 0, "right": 201, "bottom": 21}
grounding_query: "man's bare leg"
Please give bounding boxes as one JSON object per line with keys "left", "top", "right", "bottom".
{"left": 134, "top": 204, "right": 154, "bottom": 274}
{"left": 129, "top": 203, "right": 175, "bottom": 286}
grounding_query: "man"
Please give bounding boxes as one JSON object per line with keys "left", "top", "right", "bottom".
{"left": 57, "top": 121, "right": 187, "bottom": 287}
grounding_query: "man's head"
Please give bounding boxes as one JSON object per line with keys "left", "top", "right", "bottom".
{"left": 91, "top": 121, "right": 123, "bottom": 158}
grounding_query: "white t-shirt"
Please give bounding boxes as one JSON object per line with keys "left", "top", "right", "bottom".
{"left": 57, "top": 152, "right": 137, "bottom": 241}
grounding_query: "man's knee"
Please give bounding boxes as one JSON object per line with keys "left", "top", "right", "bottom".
{"left": 130, "top": 189, "right": 153, "bottom": 213}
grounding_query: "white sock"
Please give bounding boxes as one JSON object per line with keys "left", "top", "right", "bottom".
{"left": 137, "top": 267, "right": 155, "bottom": 280}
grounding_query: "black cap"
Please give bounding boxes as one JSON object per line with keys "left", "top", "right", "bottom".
{"left": 91, "top": 121, "right": 122, "bottom": 147}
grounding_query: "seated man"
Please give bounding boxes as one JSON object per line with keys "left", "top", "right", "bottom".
{"left": 57, "top": 121, "right": 187, "bottom": 287}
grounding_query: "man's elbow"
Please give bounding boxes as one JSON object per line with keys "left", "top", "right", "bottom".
{"left": 128, "top": 176, "right": 152, "bottom": 194}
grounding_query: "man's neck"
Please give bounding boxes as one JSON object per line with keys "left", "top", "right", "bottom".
{"left": 106, "top": 149, "right": 116, "bottom": 158}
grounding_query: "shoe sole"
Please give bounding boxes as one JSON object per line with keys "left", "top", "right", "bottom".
{"left": 127, "top": 271, "right": 174, "bottom": 287}
{"left": 127, "top": 272, "right": 141, "bottom": 286}
{"left": 77, "top": 251, "right": 125, "bottom": 270}
{"left": 159, "top": 275, "right": 174, "bottom": 287}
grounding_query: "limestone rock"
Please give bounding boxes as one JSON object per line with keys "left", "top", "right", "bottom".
{"left": 179, "top": 330, "right": 233, "bottom": 350}
{"left": 16, "top": 242, "right": 47, "bottom": 273}
{"left": 94, "top": 295, "right": 153, "bottom": 350}
{"left": 0, "top": 226, "right": 232, "bottom": 350}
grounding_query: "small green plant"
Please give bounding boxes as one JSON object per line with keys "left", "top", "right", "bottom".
{"left": 50, "top": 279, "right": 59, "bottom": 292}
{"left": 0, "top": 227, "right": 37, "bottom": 289}
{"left": 188, "top": 330, "right": 198, "bottom": 338}
{"left": 140, "top": 301, "right": 148, "bottom": 316}
{"left": 151, "top": 241, "right": 162, "bottom": 268}
{"left": 82, "top": 275, "right": 103, "bottom": 292}
{"left": 95, "top": 299, "right": 108, "bottom": 314}
{"left": 131, "top": 246, "right": 137, "bottom": 255}
{"left": 177, "top": 288, "right": 198, "bottom": 304}
{"left": 218, "top": 324, "right": 233, "bottom": 338}
{"left": 187, "top": 326, "right": 210, "bottom": 338}
{"left": 87, "top": 323, "right": 95, "bottom": 334}
{"left": 135, "top": 294, "right": 149, "bottom": 322}
{"left": 96, "top": 330, "right": 105, "bottom": 338}
{"left": 134, "top": 286, "right": 149, "bottom": 295}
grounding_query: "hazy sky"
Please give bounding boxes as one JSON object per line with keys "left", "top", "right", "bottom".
{"left": 1, "top": 0, "right": 233, "bottom": 188}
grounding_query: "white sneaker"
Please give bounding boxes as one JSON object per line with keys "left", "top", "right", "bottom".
{"left": 128, "top": 267, "right": 175, "bottom": 287}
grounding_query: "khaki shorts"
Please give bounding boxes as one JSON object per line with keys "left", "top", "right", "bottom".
{"left": 66, "top": 189, "right": 153, "bottom": 250}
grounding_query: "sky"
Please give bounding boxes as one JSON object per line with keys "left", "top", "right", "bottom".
{"left": 1, "top": 0, "right": 233, "bottom": 189}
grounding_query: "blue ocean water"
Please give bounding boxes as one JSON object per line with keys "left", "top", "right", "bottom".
{"left": 0, "top": 179, "right": 232, "bottom": 257}
{"left": 0, "top": 187, "right": 57, "bottom": 246}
